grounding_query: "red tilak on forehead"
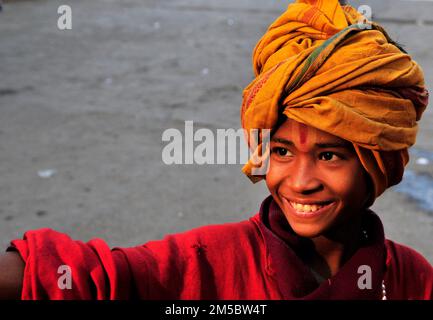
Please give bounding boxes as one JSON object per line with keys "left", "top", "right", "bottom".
{"left": 298, "top": 123, "right": 308, "bottom": 144}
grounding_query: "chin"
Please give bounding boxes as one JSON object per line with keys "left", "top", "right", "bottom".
{"left": 289, "top": 223, "right": 326, "bottom": 238}
{"left": 281, "top": 210, "right": 333, "bottom": 238}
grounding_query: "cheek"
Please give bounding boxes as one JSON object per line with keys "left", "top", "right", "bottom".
{"left": 322, "top": 164, "right": 368, "bottom": 203}
{"left": 265, "top": 168, "right": 278, "bottom": 194}
{"left": 265, "top": 161, "right": 285, "bottom": 193}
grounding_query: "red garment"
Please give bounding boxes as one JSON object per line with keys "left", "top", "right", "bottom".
{"left": 8, "top": 196, "right": 433, "bottom": 300}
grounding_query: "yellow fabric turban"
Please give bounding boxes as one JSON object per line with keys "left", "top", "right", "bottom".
{"left": 241, "top": 0, "right": 429, "bottom": 200}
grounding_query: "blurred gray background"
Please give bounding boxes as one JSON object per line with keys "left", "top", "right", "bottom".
{"left": 1, "top": 0, "right": 432, "bottom": 262}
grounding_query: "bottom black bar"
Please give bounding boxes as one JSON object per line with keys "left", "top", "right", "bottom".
{"left": 1, "top": 300, "right": 430, "bottom": 319}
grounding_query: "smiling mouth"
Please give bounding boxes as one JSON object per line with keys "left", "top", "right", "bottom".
{"left": 283, "top": 198, "right": 335, "bottom": 216}
{"left": 290, "top": 201, "right": 332, "bottom": 213}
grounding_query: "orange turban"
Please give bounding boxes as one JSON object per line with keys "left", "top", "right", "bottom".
{"left": 241, "top": 0, "right": 429, "bottom": 200}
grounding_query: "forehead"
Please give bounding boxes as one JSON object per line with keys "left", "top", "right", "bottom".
{"left": 272, "top": 118, "right": 348, "bottom": 145}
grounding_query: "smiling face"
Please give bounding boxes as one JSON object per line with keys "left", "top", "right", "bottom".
{"left": 266, "top": 118, "right": 371, "bottom": 238}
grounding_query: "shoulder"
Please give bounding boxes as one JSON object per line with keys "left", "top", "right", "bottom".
{"left": 384, "top": 239, "right": 433, "bottom": 299}
{"left": 149, "top": 214, "right": 263, "bottom": 250}
{"left": 121, "top": 214, "right": 265, "bottom": 272}
{"left": 116, "top": 215, "right": 266, "bottom": 299}
{"left": 385, "top": 240, "right": 432, "bottom": 273}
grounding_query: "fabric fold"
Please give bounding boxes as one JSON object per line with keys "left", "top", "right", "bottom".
{"left": 241, "top": 0, "right": 429, "bottom": 199}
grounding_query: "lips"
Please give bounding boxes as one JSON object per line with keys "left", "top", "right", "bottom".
{"left": 289, "top": 201, "right": 329, "bottom": 213}
{"left": 282, "top": 198, "right": 335, "bottom": 218}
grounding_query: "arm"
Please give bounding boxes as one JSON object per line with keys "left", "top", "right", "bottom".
{"left": 0, "top": 252, "right": 24, "bottom": 299}
{"left": 9, "top": 229, "right": 130, "bottom": 299}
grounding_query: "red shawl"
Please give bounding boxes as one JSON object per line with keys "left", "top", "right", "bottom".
{"left": 8, "top": 196, "right": 433, "bottom": 300}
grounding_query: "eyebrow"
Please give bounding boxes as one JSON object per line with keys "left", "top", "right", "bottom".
{"left": 271, "top": 138, "right": 353, "bottom": 150}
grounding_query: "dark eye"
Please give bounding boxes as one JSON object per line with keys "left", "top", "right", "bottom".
{"left": 319, "top": 152, "right": 339, "bottom": 161}
{"left": 272, "top": 147, "right": 291, "bottom": 157}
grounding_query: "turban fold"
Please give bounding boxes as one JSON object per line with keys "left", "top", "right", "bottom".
{"left": 241, "top": 0, "right": 429, "bottom": 199}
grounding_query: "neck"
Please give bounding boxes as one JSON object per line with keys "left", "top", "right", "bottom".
{"left": 308, "top": 214, "right": 364, "bottom": 279}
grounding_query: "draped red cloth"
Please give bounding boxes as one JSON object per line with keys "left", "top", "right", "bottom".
{"left": 8, "top": 196, "right": 433, "bottom": 300}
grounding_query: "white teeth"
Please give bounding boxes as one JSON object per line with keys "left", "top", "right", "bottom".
{"left": 290, "top": 202, "right": 325, "bottom": 213}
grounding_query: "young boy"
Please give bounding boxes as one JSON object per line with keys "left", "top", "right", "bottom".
{"left": 0, "top": 0, "right": 432, "bottom": 300}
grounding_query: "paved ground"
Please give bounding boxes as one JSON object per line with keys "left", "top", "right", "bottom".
{"left": 0, "top": 0, "right": 432, "bottom": 263}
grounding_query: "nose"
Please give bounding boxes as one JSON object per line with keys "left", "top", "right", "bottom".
{"left": 285, "top": 157, "right": 323, "bottom": 195}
